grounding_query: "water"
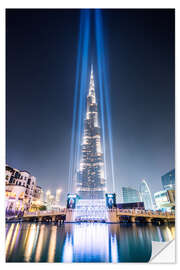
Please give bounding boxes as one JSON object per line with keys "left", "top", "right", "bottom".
{"left": 6, "top": 222, "right": 175, "bottom": 263}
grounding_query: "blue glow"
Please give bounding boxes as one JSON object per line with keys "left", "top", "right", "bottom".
{"left": 69, "top": 9, "right": 115, "bottom": 194}
{"left": 68, "top": 10, "right": 90, "bottom": 193}
{"left": 76, "top": 10, "right": 90, "bottom": 175}
{"left": 95, "top": 29, "right": 107, "bottom": 180}
{"left": 95, "top": 9, "right": 115, "bottom": 192}
{"left": 68, "top": 12, "right": 84, "bottom": 193}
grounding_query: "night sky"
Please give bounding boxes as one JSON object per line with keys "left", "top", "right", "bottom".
{"left": 6, "top": 9, "right": 175, "bottom": 204}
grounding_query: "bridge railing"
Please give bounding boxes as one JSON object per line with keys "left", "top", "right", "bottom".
{"left": 24, "top": 208, "right": 66, "bottom": 217}
{"left": 116, "top": 209, "right": 175, "bottom": 217}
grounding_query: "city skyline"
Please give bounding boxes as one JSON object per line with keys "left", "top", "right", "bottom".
{"left": 6, "top": 9, "right": 175, "bottom": 203}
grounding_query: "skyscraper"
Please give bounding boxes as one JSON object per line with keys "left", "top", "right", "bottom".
{"left": 139, "top": 179, "right": 154, "bottom": 210}
{"left": 76, "top": 66, "right": 106, "bottom": 199}
{"left": 161, "top": 169, "right": 175, "bottom": 190}
{"left": 120, "top": 187, "right": 141, "bottom": 204}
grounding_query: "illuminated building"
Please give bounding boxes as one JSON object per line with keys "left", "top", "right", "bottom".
{"left": 154, "top": 189, "right": 175, "bottom": 211}
{"left": 33, "top": 186, "right": 43, "bottom": 201}
{"left": 139, "top": 179, "right": 154, "bottom": 210}
{"left": 46, "top": 190, "right": 51, "bottom": 203}
{"left": 161, "top": 169, "right": 175, "bottom": 191}
{"left": 56, "top": 189, "right": 62, "bottom": 204}
{"left": 5, "top": 165, "right": 42, "bottom": 212}
{"left": 76, "top": 66, "right": 106, "bottom": 199}
{"left": 120, "top": 187, "right": 141, "bottom": 204}
{"left": 49, "top": 195, "right": 55, "bottom": 205}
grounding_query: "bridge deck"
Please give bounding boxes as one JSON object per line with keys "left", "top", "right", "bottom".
{"left": 22, "top": 209, "right": 175, "bottom": 221}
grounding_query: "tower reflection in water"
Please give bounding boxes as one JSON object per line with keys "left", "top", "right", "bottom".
{"left": 5, "top": 223, "right": 175, "bottom": 263}
{"left": 62, "top": 223, "right": 118, "bottom": 262}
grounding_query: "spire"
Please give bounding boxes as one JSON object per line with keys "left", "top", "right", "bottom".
{"left": 89, "top": 64, "right": 95, "bottom": 98}
{"left": 90, "top": 64, "right": 93, "bottom": 79}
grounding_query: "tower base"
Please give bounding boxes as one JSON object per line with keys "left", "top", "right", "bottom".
{"left": 74, "top": 199, "right": 107, "bottom": 222}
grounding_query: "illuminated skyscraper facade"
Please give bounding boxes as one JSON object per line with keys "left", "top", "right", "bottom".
{"left": 120, "top": 187, "right": 141, "bottom": 204}
{"left": 76, "top": 66, "right": 106, "bottom": 199}
{"left": 161, "top": 169, "right": 175, "bottom": 191}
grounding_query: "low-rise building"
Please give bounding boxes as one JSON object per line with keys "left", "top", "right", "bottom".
{"left": 33, "top": 185, "right": 43, "bottom": 201}
{"left": 5, "top": 165, "right": 42, "bottom": 213}
{"left": 154, "top": 189, "right": 175, "bottom": 211}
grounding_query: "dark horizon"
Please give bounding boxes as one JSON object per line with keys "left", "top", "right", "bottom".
{"left": 6, "top": 9, "right": 175, "bottom": 203}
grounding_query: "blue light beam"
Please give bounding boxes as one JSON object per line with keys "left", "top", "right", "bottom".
{"left": 95, "top": 9, "right": 115, "bottom": 192}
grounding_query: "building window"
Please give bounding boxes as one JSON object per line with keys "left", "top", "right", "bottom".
{"left": 27, "top": 179, "right": 31, "bottom": 185}
{"left": 9, "top": 176, "right": 14, "bottom": 183}
{"left": 15, "top": 171, "right": 20, "bottom": 179}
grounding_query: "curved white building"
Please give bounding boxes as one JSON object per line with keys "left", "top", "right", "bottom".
{"left": 139, "top": 179, "right": 154, "bottom": 210}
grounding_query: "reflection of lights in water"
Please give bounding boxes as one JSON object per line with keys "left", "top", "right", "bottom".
{"left": 157, "top": 226, "right": 163, "bottom": 242}
{"left": 110, "top": 234, "right": 118, "bottom": 262}
{"left": 169, "top": 226, "right": 175, "bottom": 239}
{"left": 165, "top": 227, "right": 173, "bottom": 241}
{"left": 22, "top": 224, "right": 31, "bottom": 249}
{"left": 6, "top": 224, "right": 15, "bottom": 254}
{"left": 62, "top": 224, "right": 117, "bottom": 262}
{"left": 9, "top": 224, "right": 20, "bottom": 256}
{"left": 35, "top": 225, "right": 45, "bottom": 262}
{"left": 6, "top": 224, "right": 10, "bottom": 236}
{"left": 62, "top": 233, "right": 73, "bottom": 262}
{"left": 73, "top": 223, "right": 109, "bottom": 260}
{"left": 48, "top": 226, "right": 57, "bottom": 262}
{"left": 24, "top": 224, "right": 39, "bottom": 262}
{"left": 6, "top": 222, "right": 175, "bottom": 262}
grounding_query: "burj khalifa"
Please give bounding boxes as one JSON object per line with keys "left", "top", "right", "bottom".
{"left": 76, "top": 65, "right": 106, "bottom": 199}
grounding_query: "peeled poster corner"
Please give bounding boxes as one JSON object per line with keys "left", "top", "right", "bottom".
{"left": 150, "top": 240, "right": 175, "bottom": 263}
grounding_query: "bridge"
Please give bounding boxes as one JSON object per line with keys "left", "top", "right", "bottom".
{"left": 18, "top": 208, "right": 175, "bottom": 224}
{"left": 111, "top": 209, "right": 175, "bottom": 223}
{"left": 22, "top": 209, "right": 66, "bottom": 223}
